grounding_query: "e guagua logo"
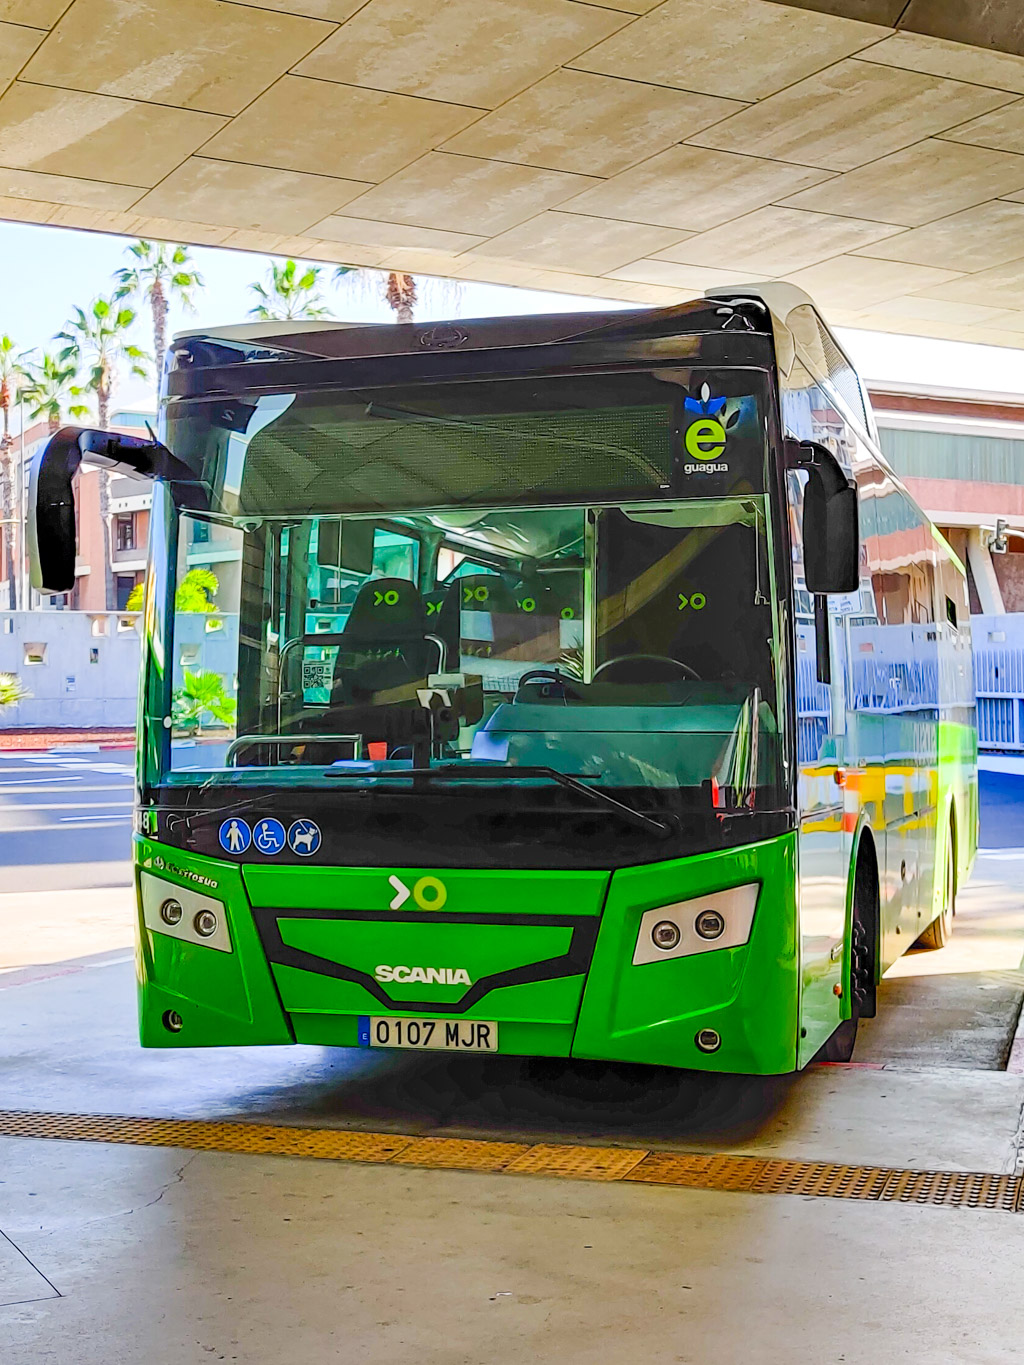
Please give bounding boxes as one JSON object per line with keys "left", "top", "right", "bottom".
{"left": 682, "top": 383, "right": 740, "bottom": 475}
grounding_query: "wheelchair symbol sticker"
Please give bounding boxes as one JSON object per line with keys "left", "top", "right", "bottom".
{"left": 219, "top": 818, "right": 251, "bottom": 855}
{"left": 288, "top": 819, "right": 321, "bottom": 856}
{"left": 253, "top": 818, "right": 286, "bottom": 855}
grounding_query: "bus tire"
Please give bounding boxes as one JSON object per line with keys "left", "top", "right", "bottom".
{"left": 817, "top": 839, "right": 879, "bottom": 1062}
{"left": 915, "top": 817, "right": 955, "bottom": 951}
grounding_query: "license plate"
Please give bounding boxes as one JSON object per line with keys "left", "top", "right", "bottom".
{"left": 358, "top": 1016, "right": 498, "bottom": 1052}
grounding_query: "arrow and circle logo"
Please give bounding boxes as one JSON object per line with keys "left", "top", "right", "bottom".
{"left": 388, "top": 874, "right": 448, "bottom": 911}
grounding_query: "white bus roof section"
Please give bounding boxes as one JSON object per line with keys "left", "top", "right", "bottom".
{"left": 6, "top": 0, "right": 1024, "bottom": 349}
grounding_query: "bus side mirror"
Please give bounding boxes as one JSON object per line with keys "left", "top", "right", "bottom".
{"left": 28, "top": 426, "right": 204, "bottom": 594}
{"left": 785, "top": 438, "right": 859, "bottom": 594}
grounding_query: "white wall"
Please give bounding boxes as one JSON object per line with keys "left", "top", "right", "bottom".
{"left": 0, "top": 611, "right": 141, "bottom": 727}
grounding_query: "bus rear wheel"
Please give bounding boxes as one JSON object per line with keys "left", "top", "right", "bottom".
{"left": 915, "top": 821, "right": 955, "bottom": 950}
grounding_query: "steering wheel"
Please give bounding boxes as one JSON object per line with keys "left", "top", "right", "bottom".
{"left": 593, "top": 654, "right": 700, "bottom": 682}
{"left": 515, "top": 667, "right": 585, "bottom": 701}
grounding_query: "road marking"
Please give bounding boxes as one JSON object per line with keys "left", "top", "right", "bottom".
{"left": 0, "top": 777, "right": 85, "bottom": 787}
{"left": 7, "top": 802, "right": 133, "bottom": 812}
{"left": 0, "top": 1111, "right": 1018, "bottom": 1212}
{"left": 57, "top": 815, "right": 132, "bottom": 824}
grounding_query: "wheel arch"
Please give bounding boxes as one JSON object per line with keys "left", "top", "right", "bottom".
{"left": 843, "top": 819, "right": 881, "bottom": 1014}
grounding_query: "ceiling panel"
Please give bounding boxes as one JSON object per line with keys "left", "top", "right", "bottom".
{"left": 779, "top": 138, "right": 1024, "bottom": 226}
{"left": 0, "top": 0, "right": 70, "bottom": 25}
{"left": 689, "top": 59, "right": 1015, "bottom": 170}
{"left": 943, "top": 100, "right": 1024, "bottom": 156}
{"left": 467, "top": 211, "right": 689, "bottom": 274}
{"left": 0, "top": 22, "right": 44, "bottom": 97}
{"left": 780, "top": 254, "right": 962, "bottom": 309}
{"left": 309, "top": 217, "right": 485, "bottom": 254}
{"left": 22, "top": 0, "right": 335, "bottom": 116}
{"left": 131, "top": 158, "right": 371, "bottom": 235}
{"left": 219, "top": 0, "right": 366, "bottom": 17}
{"left": 201, "top": 77, "right": 483, "bottom": 184}
{"left": 658, "top": 205, "right": 902, "bottom": 275}
{"left": 854, "top": 200, "right": 1024, "bottom": 271}
{"left": 569, "top": 0, "right": 889, "bottom": 101}
{"left": 441, "top": 70, "right": 745, "bottom": 178}
{"left": 917, "top": 256, "right": 1024, "bottom": 311}
{"left": 859, "top": 31, "right": 1024, "bottom": 94}
{"left": 0, "top": 81, "right": 226, "bottom": 185}
{"left": 340, "top": 153, "right": 600, "bottom": 236}
{"left": 294, "top": 0, "right": 626, "bottom": 109}
{"left": 564, "top": 145, "right": 832, "bottom": 231}
{"left": 0, "top": 165, "right": 144, "bottom": 210}
{"left": 605, "top": 259, "right": 768, "bottom": 290}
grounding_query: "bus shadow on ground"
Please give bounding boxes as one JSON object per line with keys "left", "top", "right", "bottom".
{"left": 243, "top": 1049, "right": 802, "bottom": 1149}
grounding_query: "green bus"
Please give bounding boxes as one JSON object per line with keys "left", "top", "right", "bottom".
{"left": 29, "top": 282, "right": 977, "bottom": 1071}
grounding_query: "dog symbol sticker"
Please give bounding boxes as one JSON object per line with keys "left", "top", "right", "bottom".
{"left": 288, "top": 819, "right": 322, "bottom": 856}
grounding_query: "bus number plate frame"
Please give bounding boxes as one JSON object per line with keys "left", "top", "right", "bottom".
{"left": 359, "top": 1016, "right": 498, "bottom": 1052}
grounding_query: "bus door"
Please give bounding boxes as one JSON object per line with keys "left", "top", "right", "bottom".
{"left": 790, "top": 468, "right": 852, "bottom": 1062}
{"left": 868, "top": 496, "right": 941, "bottom": 953}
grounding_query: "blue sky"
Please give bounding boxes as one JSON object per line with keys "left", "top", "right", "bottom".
{"left": 2, "top": 219, "right": 1022, "bottom": 426}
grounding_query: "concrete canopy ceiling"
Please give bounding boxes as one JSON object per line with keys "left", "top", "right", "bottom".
{"left": 4, "top": 0, "right": 1024, "bottom": 347}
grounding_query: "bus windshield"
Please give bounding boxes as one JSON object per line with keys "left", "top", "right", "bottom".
{"left": 156, "top": 366, "right": 783, "bottom": 834}
{"left": 164, "top": 496, "right": 781, "bottom": 804}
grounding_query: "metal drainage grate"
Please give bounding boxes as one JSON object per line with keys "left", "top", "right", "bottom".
{"left": 0, "top": 1110, "right": 1019, "bottom": 1212}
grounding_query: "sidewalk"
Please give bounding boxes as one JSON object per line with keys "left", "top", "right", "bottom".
{"left": 0, "top": 885, "right": 134, "bottom": 980}
{"left": 0, "top": 728, "right": 135, "bottom": 751}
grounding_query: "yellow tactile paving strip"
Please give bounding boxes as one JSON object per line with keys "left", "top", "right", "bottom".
{"left": 0, "top": 1109, "right": 1020, "bottom": 1213}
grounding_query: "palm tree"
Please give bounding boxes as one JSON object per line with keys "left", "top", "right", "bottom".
{"left": 248, "top": 259, "right": 333, "bottom": 321}
{"left": 56, "top": 298, "right": 149, "bottom": 608}
{"left": 0, "top": 337, "right": 26, "bottom": 608}
{"left": 114, "top": 240, "right": 203, "bottom": 372}
{"left": 20, "top": 351, "right": 88, "bottom": 435}
{"left": 384, "top": 271, "right": 417, "bottom": 324}
{"left": 333, "top": 265, "right": 462, "bottom": 325}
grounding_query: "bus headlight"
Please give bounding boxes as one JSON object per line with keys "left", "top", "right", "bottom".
{"left": 140, "top": 872, "right": 232, "bottom": 954}
{"left": 632, "top": 884, "right": 759, "bottom": 966}
{"left": 160, "top": 898, "right": 183, "bottom": 926}
{"left": 194, "top": 910, "right": 218, "bottom": 938}
{"left": 651, "top": 920, "right": 681, "bottom": 951}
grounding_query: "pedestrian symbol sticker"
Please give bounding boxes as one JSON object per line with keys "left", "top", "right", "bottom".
{"left": 219, "top": 818, "right": 251, "bottom": 855}
{"left": 288, "top": 819, "right": 321, "bottom": 856}
{"left": 253, "top": 818, "right": 286, "bottom": 855}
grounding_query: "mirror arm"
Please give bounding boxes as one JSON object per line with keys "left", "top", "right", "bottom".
{"left": 29, "top": 426, "right": 207, "bottom": 595}
{"left": 783, "top": 437, "right": 854, "bottom": 497}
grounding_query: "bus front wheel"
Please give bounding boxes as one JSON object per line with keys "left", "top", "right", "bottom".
{"left": 817, "top": 842, "right": 878, "bottom": 1063}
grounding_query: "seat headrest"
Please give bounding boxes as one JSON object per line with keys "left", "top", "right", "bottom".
{"left": 456, "top": 574, "right": 521, "bottom": 614}
{"left": 345, "top": 577, "right": 426, "bottom": 632}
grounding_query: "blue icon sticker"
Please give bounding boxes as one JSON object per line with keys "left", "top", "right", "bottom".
{"left": 219, "top": 818, "right": 251, "bottom": 855}
{"left": 252, "top": 817, "right": 286, "bottom": 856}
{"left": 288, "top": 819, "right": 321, "bottom": 856}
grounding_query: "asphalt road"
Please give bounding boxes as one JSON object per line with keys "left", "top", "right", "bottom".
{"left": 0, "top": 750, "right": 134, "bottom": 892}
{"left": 0, "top": 748, "right": 1019, "bottom": 894}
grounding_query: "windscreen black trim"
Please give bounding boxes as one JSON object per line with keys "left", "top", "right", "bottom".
{"left": 166, "top": 333, "right": 775, "bottom": 402}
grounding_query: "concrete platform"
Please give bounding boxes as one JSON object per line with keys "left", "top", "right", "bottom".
{"left": 1, "top": 800, "right": 1023, "bottom": 1360}
{"left": 3, "top": 1136, "right": 1024, "bottom": 1365}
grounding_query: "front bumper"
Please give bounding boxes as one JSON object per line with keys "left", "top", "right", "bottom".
{"left": 134, "top": 832, "right": 799, "bottom": 1073}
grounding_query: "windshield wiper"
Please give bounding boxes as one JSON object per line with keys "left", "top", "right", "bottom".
{"left": 347, "top": 763, "right": 673, "bottom": 838}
